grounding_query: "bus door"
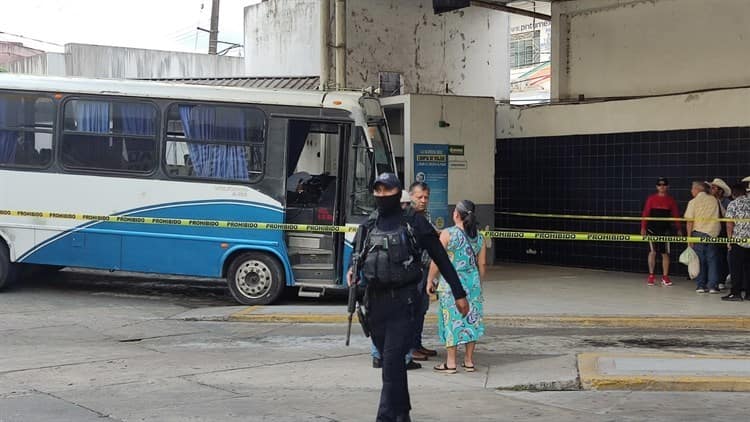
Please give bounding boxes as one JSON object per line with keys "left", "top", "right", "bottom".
{"left": 284, "top": 120, "right": 350, "bottom": 292}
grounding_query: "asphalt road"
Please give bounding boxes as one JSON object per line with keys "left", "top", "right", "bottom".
{"left": 1, "top": 270, "right": 749, "bottom": 421}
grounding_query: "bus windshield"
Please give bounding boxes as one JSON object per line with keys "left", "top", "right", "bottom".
{"left": 369, "top": 123, "right": 393, "bottom": 175}
{"left": 350, "top": 122, "right": 396, "bottom": 216}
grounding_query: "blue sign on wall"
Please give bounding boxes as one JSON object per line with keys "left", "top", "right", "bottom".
{"left": 413, "top": 144, "right": 449, "bottom": 229}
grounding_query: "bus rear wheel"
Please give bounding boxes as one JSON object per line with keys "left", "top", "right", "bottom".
{"left": 226, "top": 252, "right": 285, "bottom": 305}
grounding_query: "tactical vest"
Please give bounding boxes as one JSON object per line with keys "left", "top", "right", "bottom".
{"left": 361, "top": 210, "right": 423, "bottom": 288}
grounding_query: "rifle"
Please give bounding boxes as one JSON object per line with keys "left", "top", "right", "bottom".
{"left": 346, "top": 225, "right": 368, "bottom": 346}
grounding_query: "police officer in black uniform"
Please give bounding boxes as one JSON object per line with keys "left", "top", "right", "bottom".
{"left": 348, "top": 173, "right": 469, "bottom": 422}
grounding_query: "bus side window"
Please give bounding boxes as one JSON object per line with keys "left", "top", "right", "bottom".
{"left": 164, "top": 103, "right": 266, "bottom": 183}
{"left": 61, "top": 99, "right": 157, "bottom": 174}
{"left": 0, "top": 94, "right": 54, "bottom": 168}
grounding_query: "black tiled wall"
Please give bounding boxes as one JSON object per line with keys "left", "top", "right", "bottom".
{"left": 495, "top": 127, "right": 750, "bottom": 274}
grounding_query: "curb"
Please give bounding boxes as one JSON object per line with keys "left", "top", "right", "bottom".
{"left": 227, "top": 308, "right": 750, "bottom": 331}
{"left": 578, "top": 352, "right": 750, "bottom": 392}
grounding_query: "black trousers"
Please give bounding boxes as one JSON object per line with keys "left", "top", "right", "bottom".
{"left": 414, "top": 273, "right": 430, "bottom": 349}
{"left": 369, "top": 285, "right": 417, "bottom": 422}
{"left": 729, "top": 245, "right": 750, "bottom": 297}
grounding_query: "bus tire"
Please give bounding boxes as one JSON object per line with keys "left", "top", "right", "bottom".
{"left": 226, "top": 252, "right": 285, "bottom": 305}
{"left": 0, "top": 244, "right": 18, "bottom": 291}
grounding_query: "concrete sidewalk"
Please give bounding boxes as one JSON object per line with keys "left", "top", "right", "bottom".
{"left": 175, "top": 263, "right": 750, "bottom": 330}
{"left": 168, "top": 263, "right": 750, "bottom": 394}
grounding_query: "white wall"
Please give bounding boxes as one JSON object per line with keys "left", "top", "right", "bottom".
{"left": 497, "top": 87, "right": 750, "bottom": 139}
{"left": 6, "top": 44, "right": 244, "bottom": 78}
{"left": 552, "top": 0, "right": 750, "bottom": 100}
{"left": 5, "top": 53, "right": 65, "bottom": 76}
{"left": 244, "top": 0, "right": 320, "bottom": 77}
{"left": 347, "top": 0, "right": 509, "bottom": 99}
{"left": 405, "top": 95, "right": 496, "bottom": 205}
{"left": 64, "top": 44, "right": 245, "bottom": 78}
{"left": 405, "top": 94, "right": 496, "bottom": 261}
{"left": 243, "top": 0, "right": 510, "bottom": 99}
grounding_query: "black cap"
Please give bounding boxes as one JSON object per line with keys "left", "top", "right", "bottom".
{"left": 656, "top": 177, "right": 669, "bottom": 185}
{"left": 373, "top": 172, "right": 401, "bottom": 189}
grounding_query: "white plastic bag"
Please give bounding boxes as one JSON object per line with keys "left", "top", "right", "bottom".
{"left": 679, "top": 246, "right": 700, "bottom": 279}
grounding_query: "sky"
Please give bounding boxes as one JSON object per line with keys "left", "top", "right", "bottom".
{"left": 0, "top": 0, "right": 261, "bottom": 56}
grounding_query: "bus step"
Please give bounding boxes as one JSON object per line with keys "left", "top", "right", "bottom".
{"left": 292, "top": 264, "right": 332, "bottom": 270}
{"left": 297, "top": 286, "right": 325, "bottom": 298}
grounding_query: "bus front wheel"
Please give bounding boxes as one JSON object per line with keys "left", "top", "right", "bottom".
{"left": 226, "top": 252, "right": 285, "bottom": 305}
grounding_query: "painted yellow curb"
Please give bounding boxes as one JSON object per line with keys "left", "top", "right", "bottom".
{"left": 231, "top": 306, "right": 259, "bottom": 318}
{"left": 578, "top": 352, "right": 750, "bottom": 392}
{"left": 488, "top": 316, "right": 750, "bottom": 330}
{"left": 227, "top": 309, "right": 750, "bottom": 331}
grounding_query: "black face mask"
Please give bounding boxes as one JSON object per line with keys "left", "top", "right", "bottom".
{"left": 375, "top": 192, "right": 401, "bottom": 215}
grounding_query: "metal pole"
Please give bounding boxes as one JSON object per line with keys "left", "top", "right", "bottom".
{"left": 335, "top": 0, "right": 346, "bottom": 90}
{"left": 320, "top": 0, "right": 330, "bottom": 90}
{"left": 208, "top": 0, "right": 220, "bottom": 54}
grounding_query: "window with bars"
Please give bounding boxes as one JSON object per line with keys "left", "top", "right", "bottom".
{"left": 510, "top": 30, "right": 541, "bottom": 68}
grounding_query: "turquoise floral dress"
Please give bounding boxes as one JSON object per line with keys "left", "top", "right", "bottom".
{"left": 436, "top": 226, "right": 484, "bottom": 347}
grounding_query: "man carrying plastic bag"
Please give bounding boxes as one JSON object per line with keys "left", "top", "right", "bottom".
{"left": 679, "top": 246, "right": 700, "bottom": 280}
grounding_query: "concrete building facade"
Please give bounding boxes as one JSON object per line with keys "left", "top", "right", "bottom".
{"left": 496, "top": 0, "right": 750, "bottom": 274}
{"left": 551, "top": 0, "right": 750, "bottom": 100}
{"left": 244, "top": 0, "right": 510, "bottom": 100}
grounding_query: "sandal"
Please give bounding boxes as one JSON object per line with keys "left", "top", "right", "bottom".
{"left": 433, "top": 362, "right": 457, "bottom": 374}
{"left": 461, "top": 363, "right": 476, "bottom": 372}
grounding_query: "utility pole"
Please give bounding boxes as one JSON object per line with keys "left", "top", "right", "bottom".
{"left": 208, "top": 0, "right": 220, "bottom": 55}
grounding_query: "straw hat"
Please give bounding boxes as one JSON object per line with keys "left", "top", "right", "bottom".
{"left": 709, "top": 178, "right": 731, "bottom": 197}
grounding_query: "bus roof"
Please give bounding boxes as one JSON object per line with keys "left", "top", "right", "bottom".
{"left": 0, "top": 74, "right": 367, "bottom": 110}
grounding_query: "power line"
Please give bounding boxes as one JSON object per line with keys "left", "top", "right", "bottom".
{"left": 0, "top": 30, "right": 63, "bottom": 47}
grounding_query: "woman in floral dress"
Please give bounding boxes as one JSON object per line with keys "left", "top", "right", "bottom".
{"left": 427, "top": 200, "right": 486, "bottom": 374}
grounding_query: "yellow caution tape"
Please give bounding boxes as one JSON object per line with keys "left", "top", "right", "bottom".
{"left": 0, "top": 209, "right": 358, "bottom": 234}
{"left": 498, "top": 211, "right": 745, "bottom": 223}
{"left": 1, "top": 209, "right": 746, "bottom": 243}
{"left": 482, "top": 230, "right": 746, "bottom": 244}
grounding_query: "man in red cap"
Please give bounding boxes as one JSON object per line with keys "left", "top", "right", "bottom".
{"left": 641, "top": 177, "right": 683, "bottom": 286}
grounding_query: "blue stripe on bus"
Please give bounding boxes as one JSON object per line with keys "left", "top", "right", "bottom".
{"left": 19, "top": 201, "right": 296, "bottom": 284}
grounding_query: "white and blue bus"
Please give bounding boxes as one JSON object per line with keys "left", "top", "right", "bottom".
{"left": 0, "top": 74, "right": 395, "bottom": 304}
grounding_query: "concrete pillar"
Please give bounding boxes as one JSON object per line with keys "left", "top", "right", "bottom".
{"left": 551, "top": 6, "right": 569, "bottom": 100}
